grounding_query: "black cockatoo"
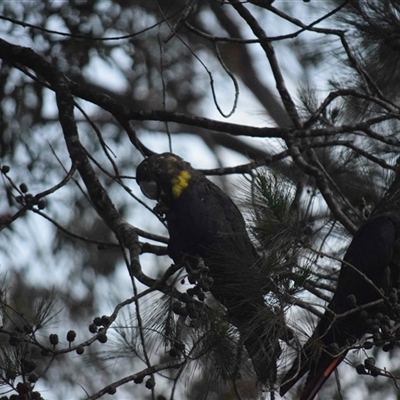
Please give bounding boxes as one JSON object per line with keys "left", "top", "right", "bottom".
{"left": 280, "top": 168, "right": 400, "bottom": 399}
{"left": 136, "top": 152, "right": 287, "bottom": 385}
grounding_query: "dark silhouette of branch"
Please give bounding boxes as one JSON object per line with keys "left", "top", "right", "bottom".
{"left": 229, "top": 0, "right": 302, "bottom": 128}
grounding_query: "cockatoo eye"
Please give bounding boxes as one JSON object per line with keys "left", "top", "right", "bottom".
{"left": 139, "top": 180, "right": 159, "bottom": 200}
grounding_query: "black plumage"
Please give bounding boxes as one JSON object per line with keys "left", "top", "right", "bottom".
{"left": 281, "top": 167, "right": 400, "bottom": 400}
{"left": 136, "top": 152, "right": 285, "bottom": 385}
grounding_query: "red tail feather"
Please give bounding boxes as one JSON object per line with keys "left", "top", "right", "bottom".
{"left": 300, "top": 355, "right": 344, "bottom": 400}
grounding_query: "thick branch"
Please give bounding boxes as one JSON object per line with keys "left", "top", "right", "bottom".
{"left": 0, "top": 38, "right": 156, "bottom": 287}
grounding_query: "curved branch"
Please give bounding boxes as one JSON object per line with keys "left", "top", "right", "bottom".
{"left": 286, "top": 135, "right": 358, "bottom": 234}
{"left": 229, "top": 0, "right": 302, "bottom": 128}
{"left": 0, "top": 38, "right": 158, "bottom": 289}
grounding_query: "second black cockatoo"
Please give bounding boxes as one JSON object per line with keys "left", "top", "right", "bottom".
{"left": 280, "top": 167, "right": 400, "bottom": 399}
{"left": 136, "top": 152, "right": 287, "bottom": 385}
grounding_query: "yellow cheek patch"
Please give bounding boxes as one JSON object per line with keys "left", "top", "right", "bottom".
{"left": 171, "top": 170, "right": 191, "bottom": 198}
